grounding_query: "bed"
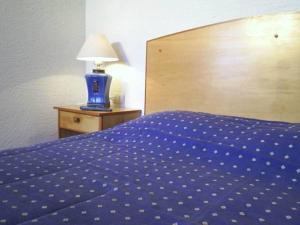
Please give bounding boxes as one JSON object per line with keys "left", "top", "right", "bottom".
{"left": 1, "top": 111, "right": 299, "bottom": 225}
{"left": 1, "top": 12, "right": 300, "bottom": 225}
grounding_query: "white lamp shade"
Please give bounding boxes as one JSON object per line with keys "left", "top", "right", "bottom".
{"left": 77, "top": 34, "right": 118, "bottom": 62}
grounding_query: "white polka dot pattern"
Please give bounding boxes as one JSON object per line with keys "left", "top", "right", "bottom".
{"left": 0, "top": 111, "right": 299, "bottom": 225}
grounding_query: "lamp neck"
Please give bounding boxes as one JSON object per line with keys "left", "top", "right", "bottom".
{"left": 93, "top": 69, "right": 105, "bottom": 73}
{"left": 93, "top": 62, "right": 105, "bottom": 73}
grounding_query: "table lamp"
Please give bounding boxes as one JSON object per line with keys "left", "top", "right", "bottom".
{"left": 77, "top": 34, "right": 118, "bottom": 111}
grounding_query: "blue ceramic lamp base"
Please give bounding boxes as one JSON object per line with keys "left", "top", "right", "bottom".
{"left": 80, "top": 72, "right": 112, "bottom": 111}
{"left": 80, "top": 105, "right": 112, "bottom": 111}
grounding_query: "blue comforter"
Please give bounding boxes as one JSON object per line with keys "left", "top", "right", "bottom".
{"left": 0, "top": 111, "right": 299, "bottom": 225}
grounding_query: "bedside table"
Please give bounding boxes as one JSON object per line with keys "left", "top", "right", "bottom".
{"left": 54, "top": 106, "right": 142, "bottom": 138}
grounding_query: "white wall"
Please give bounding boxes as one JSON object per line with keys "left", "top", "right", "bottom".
{"left": 0, "top": 0, "right": 86, "bottom": 150}
{"left": 86, "top": 0, "right": 300, "bottom": 110}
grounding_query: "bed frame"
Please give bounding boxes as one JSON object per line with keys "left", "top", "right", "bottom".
{"left": 145, "top": 11, "right": 300, "bottom": 122}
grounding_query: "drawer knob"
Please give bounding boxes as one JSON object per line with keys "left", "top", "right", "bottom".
{"left": 73, "top": 117, "right": 81, "bottom": 123}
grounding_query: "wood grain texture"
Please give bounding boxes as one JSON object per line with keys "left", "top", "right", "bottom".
{"left": 59, "top": 111, "right": 101, "bottom": 133}
{"left": 54, "top": 106, "right": 141, "bottom": 116}
{"left": 54, "top": 106, "right": 142, "bottom": 138}
{"left": 102, "top": 112, "right": 142, "bottom": 130}
{"left": 145, "top": 12, "right": 300, "bottom": 122}
{"left": 59, "top": 129, "right": 83, "bottom": 138}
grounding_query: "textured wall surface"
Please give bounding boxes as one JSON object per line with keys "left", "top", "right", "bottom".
{"left": 0, "top": 0, "right": 86, "bottom": 150}
{"left": 86, "top": 0, "right": 300, "bottom": 110}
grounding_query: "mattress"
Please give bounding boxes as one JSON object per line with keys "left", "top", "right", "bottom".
{"left": 0, "top": 111, "right": 299, "bottom": 225}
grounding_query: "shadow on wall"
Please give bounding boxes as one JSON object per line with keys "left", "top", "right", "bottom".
{"left": 105, "top": 42, "right": 129, "bottom": 108}
{"left": 111, "top": 42, "right": 130, "bottom": 65}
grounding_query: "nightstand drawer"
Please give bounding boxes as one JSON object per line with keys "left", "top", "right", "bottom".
{"left": 54, "top": 106, "right": 141, "bottom": 138}
{"left": 59, "top": 111, "right": 101, "bottom": 133}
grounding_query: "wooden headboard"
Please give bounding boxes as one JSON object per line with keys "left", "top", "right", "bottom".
{"left": 145, "top": 12, "right": 300, "bottom": 122}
